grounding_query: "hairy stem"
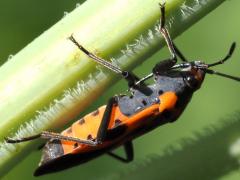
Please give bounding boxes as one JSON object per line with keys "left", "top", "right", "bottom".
{"left": 0, "top": 0, "right": 226, "bottom": 177}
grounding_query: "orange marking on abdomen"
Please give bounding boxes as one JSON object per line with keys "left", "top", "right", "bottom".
{"left": 61, "top": 106, "right": 106, "bottom": 154}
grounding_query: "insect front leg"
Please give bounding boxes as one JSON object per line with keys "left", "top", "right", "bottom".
{"left": 172, "top": 42, "right": 188, "bottom": 62}
{"left": 153, "top": 3, "right": 190, "bottom": 75}
{"left": 159, "top": 3, "right": 177, "bottom": 63}
{"left": 152, "top": 3, "right": 178, "bottom": 75}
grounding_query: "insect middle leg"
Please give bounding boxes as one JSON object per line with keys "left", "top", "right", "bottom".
{"left": 69, "top": 35, "right": 140, "bottom": 88}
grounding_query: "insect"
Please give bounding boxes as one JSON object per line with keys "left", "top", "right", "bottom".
{"left": 6, "top": 3, "right": 240, "bottom": 176}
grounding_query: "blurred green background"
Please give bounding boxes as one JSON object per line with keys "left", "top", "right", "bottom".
{"left": 1, "top": 0, "right": 240, "bottom": 179}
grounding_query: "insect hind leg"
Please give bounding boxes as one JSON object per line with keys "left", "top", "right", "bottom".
{"left": 6, "top": 96, "right": 118, "bottom": 146}
{"left": 5, "top": 134, "right": 41, "bottom": 143}
{"left": 6, "top": 131, "right": 98, "bottom": 146}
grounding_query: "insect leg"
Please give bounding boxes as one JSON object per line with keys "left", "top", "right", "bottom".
{"left": 96, "top": 96, "right": 117, "bottom": 143}
{"left": 159, "top": 3, "right": 177, "bottom": 63}
{"left": 7, "top": 96, "right": 117, "bottom": 146}
{"left": 153, "top": 58, "right": 177, "bottom": 75}
{"left": 151, "top": 3, "right": 179, "bottom": 75}
{"left": 69, "top": 35, "right": 140, "bottom": 88}
{"left": 6, "top": 97, "right": 119, "bottom": 146}
{"left": 107, "top": 141, "right": 134, "bottom": 163}
{"left": 5, "top": 134, "right": 41, "bottom": 143}
{"left": 6, "top": 131, "right": 98, "bottom": 146}
{"left": 137, "top": 43, "right": 189, "bottom": 83}
{"left": 69, "top": 35, "right": 122, "bottom": 74}
{"left": 173, "top": 42, "right": 188, "bottom": 62}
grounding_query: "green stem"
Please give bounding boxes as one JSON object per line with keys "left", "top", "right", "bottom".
{"left": 0, "top": 0, "right": 226, "bottom": 177}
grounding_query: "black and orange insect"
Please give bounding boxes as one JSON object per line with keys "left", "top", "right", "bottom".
{"left": 6, "top": 3, "right": 240, "bottom": 176}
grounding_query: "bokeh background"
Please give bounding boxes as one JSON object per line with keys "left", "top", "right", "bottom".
{"left": 1, "top": 0, "right": 240, "bottom": 179}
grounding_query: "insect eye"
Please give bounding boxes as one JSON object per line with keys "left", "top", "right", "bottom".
{"left": 184, "top": 75, "right": 199, "bottom": 89}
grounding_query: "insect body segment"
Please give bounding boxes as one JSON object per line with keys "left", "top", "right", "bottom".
{"left": 6, "top": 3, "right": 240, "bottom": 176}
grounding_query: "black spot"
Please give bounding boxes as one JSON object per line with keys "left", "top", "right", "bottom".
{"left": 87, "top": 134, "right": 93, "bottom": 140}
{"left": 79, "top": 118, "right": 85, "bottom": 125}
{"left": 91, "top": 109, "right": 99, "bottom": 116}
{"left": 158, "top": 90, "right": 164, "bottom": 95}
{"left": 105, "top": 125, "right": 127, "bottom": 141}
{"left": 73, "top": 143, "right": 79, "bottom": 149}
{"left": 142, "top": 99, "right": 147, "bottom": 106}
{"left": 114, "top": 119, "right": 122, "bottom": 127}
{"left": 66, "top": 127, "right": 72, "bottom": 134}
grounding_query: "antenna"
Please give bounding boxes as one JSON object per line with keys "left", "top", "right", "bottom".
{"left": 204, "top": 42, "right": 240, "bottom": 82}
{"left": 205, "top": 69, "right": 240, "bottom": 82}
{"left": 207, "top": 42, "right": 236, "bottom": 67}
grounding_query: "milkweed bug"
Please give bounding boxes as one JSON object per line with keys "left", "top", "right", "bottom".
{"left": 6, "top": 3, "right": 240, "bottom": 176}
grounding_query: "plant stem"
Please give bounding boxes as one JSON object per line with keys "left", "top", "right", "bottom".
{"left": 0, "top": 0, "right": 226, "bottom": 177}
